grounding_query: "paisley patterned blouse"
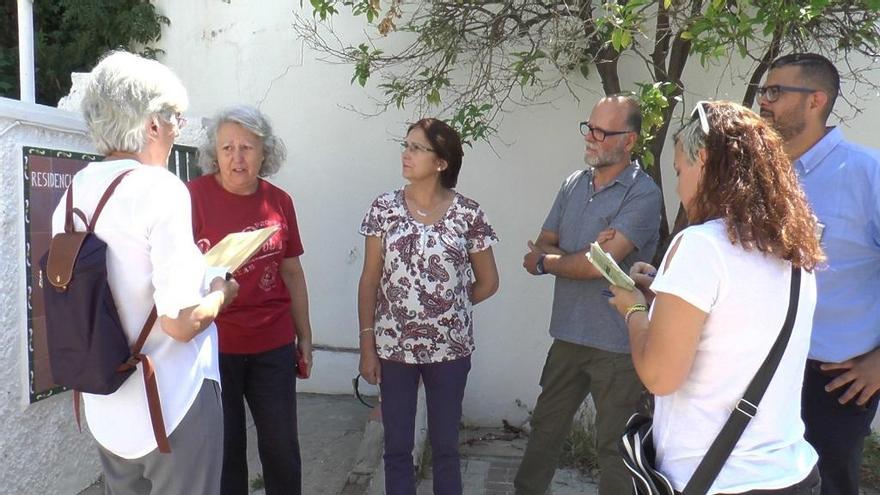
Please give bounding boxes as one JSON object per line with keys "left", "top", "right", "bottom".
{"left": 360, "top": 189, "right": 499, "bottom": 364}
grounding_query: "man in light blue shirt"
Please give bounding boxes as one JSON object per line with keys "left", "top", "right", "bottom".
{"left": 759, "top": 53, "right": 880, "bottom": 495}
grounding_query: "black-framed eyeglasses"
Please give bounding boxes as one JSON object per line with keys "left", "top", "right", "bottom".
{"left": 691, "top": 100, "right": 711, "bottom": 135}
{"left": 352, "top": 374, "right": 381, "bottom": 408}
{"left": 400, "top": 140, "right": 435, "bottom": 154}
{"left": 756, "top": 85, "right": 817, "bottom": 103}
{"left": 579, "top": 121, "right": 633, "bottom": 142}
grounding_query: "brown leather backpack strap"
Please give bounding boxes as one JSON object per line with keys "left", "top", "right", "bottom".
{"left": 139, "top": 354, "right": 171, "bottom": 453}
{"left": 73, "top": 390, "right": 83, "bottom": 433}
{"left": 89, "top": 169, "right": 135, "bottom": 231}
{"left": 131, "top": 306, "right": 158, "bottom": 356}
{"left": 64, "top": 182, "right": 75, "bottom": 233}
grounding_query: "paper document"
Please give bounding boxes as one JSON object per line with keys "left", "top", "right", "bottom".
{"left": 585, "top": 242, "right": 635, "bottom": 291}
{"left": 203, "top": 226, "right": 280, "bottom": 274}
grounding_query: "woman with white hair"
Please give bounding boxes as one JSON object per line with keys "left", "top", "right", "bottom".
{"left": 187, "top": 105, "right": 313, "bottom": 495}
{"left": 52, "top": 50, "right": 238, "bottom": 494}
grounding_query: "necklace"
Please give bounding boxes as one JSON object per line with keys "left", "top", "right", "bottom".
{"left": 406, "top": 193, "right": 446, "bottom": 218}
{"left": 412, "top": 201, "right": 443, "bottom": 217}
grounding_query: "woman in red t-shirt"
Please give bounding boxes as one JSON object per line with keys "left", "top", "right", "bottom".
{"left": 188, "top": 105, "right": 313, "bottom": 495}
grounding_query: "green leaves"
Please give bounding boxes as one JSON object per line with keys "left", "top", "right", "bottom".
{"left": 611, "top": 29, "right": 633, "bottom": 52}
{"left": 306, "top": 0, "right": 383, "bottom": 23}
{"left": 351, "top": 0, "right": 380, "bottom": 23}
{"left": 0, "top": 0, "right": 170, "bottom": 104}
{"left": 632, "top": 82, "right": 677, "bottom": 170}
{"left": 450, "top": 104, "right": 494, "bottom": 147}
{"left": 511, "top": 50, "right": 546, "bottom": 87}
{"left": 308, "top": 0, "right": 339, "bottom": 20}
{"left": 351, "top": 43, "right": 382, "bottom": 87}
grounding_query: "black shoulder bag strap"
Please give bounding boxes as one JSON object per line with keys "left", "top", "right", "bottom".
{"left": 682, "top": 266, "right": 802, "bottom": 495}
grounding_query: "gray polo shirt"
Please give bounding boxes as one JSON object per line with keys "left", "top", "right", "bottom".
{"left": 542, "top": 163, "right": 662, "bottom": 353}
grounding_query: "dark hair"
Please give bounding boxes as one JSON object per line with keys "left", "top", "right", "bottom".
{"left": 407, "top": 118, "right": 464, "bottom": 188}
{"left": 770, "top": 53, "right": 840, "bottom": 120}
{"left": 673, "top": 101, "right": 824, "bottom": 270}
{"left": 606, "top": 92, "right": 642, "bottom": 133}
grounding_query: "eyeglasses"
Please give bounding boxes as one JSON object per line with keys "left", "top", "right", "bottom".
{"left": 691, "top": 100, "right": 711, "bottom": 135}
{"left": 579, "top": 122, "right": 633, "bottom": 142}
{"left": 756, "top": 85, "right": 817, "bottom": 103}
{"left": 352, "top": 374, "right": 380, "bottom": 408}
{"left": 400, "top": 140, "right": 434, "bottom": 154}
{"left": 160, "top": 111, "right": 186, "bottom": 130}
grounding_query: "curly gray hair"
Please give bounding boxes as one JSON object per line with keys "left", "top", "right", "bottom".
{"left": 81, "top": 50, "right": 188, "bottom": 155}
{"left": 197, "top": 105, "right": 287, "bottom": 177}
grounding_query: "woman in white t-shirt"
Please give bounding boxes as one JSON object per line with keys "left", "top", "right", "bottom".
{"left": 609, "top": 101, "right": 824, "bottom": 494}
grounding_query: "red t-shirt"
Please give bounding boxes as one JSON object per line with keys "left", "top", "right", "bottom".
{"left": 187, "top": 175, "right": 304, "bottom": 354}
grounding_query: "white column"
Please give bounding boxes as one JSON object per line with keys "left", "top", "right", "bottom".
{"left": 17, "top": 0, "right": 35, "bottom": 103}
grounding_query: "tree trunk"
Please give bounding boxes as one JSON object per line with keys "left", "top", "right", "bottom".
{"left": 742, "top": 26, "right": 785, "bottom": 108}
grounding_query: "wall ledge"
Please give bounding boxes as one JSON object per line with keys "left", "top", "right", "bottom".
{"left": 0, "top": 97, "right": 86, "bottom": 133}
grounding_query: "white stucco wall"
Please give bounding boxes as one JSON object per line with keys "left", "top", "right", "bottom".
{"left": 150, "top": 0, "right": 880, "bottom": 429}
{"left": 0, "top": 97, "right": 207, "bottom": 494}
{"left": 0, "top": 99, "right": 99, "bottom": 494}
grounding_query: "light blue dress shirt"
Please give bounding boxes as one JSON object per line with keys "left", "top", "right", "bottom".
{"left": 795, "top": 127, "right": 880, "bottom": 362}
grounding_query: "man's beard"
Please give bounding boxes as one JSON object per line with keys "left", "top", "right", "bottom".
{"left": 584, "top": 146, "right": 625, "bottom": 168}
{"left": 760, "top": 108, "right": 806, "bottom": 141}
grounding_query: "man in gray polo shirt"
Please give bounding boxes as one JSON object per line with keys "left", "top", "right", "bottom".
{"left": 514, "top": 94, "right": 662, "bottom": 495}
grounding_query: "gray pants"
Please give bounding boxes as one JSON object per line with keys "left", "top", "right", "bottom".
{"left": 98, "top": 379, "right": 223, "bottom": 495}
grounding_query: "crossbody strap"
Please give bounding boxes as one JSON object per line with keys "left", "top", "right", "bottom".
{"left": 682, "top": 266, "right": 802, "bottom": 495}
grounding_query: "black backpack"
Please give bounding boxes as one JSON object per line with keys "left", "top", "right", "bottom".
{"left": 39, "top": 169, "right": 170, "bottom": 453}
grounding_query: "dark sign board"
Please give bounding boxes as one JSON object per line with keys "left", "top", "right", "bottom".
{"left": 22, "top": 145, "right": 199, "bottom": 403}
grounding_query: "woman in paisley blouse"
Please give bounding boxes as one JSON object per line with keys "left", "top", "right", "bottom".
{"left": 358, "top": 118, "right": 500, "bottom": 495}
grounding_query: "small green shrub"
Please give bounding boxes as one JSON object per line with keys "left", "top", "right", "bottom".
{"left": 249, "top": 473, "right": 265, "bottom": 492}
{"left": 559, "top": 405, "right": 599, "bottom": 476}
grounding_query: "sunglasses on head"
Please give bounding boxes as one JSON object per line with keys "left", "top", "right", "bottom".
{"left": 691, "top": 100, "right": 711, "bottom": 135}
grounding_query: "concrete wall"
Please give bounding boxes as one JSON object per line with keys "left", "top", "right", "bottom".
{"left": 0, "top": 99, "right": 98, "bottom": 494}
{"left": 0, "top": 97, "right": 206, "bottom": 494}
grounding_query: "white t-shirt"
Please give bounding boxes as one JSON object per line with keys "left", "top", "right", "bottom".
{"left": 649, "top": 220, "right": 818, "bottom": 493}
{"left": 51, "top": 159, "right": 220, "bottom": 459}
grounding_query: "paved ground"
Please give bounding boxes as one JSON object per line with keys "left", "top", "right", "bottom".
{"left": 78, "top": 393, "right": 369, "bottom": 495}
{"left": 76, "top": 397, "right": 877, "bottom": 495}
{"left": 415, "top": 427, "right": 599, "bottom": 495}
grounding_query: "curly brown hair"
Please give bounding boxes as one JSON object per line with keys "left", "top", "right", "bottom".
{"left": 674, "top": 100, "right": 824, "bottom": 270}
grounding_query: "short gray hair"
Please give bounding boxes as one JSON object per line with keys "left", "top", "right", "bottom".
{"left": 81, "top": 51, "right": 188, "bottom": 155}
{"left": 673, "top": 116, "right": 705, "bottom": 163}
{"left": 197, "top": 105, "right": 287, "bottom": 177}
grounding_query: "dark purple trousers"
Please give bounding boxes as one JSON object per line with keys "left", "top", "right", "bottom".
{"left": 380, "top": 356, "right": 471, "bottom": 495}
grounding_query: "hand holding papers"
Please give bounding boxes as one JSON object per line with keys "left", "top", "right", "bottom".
{"left": 585, "top": 242, "right": 636, "bottom": 291}
{"left": 203, "top": 226, "right": 280, "bottom": 285}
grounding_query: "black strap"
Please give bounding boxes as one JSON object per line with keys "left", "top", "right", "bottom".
{"left": 682, "top": 266, "right": 802, "bottom": 495}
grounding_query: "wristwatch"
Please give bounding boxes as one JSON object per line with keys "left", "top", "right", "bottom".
{"left": 536, "top": 253, "right": 548, "bottom": 275}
